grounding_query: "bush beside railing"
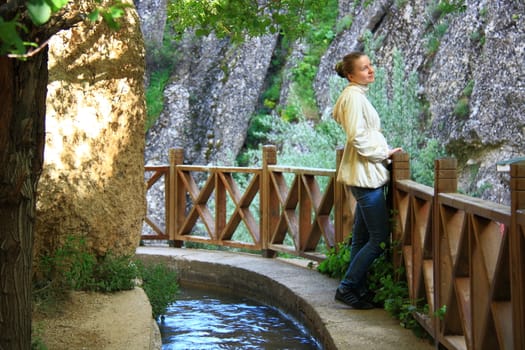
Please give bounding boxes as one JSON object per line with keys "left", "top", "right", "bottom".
{"left": 143, "top": 146, "right": 525, "bottom": 350}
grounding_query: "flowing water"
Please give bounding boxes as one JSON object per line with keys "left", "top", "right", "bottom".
{"left": 159, "top": 286, "right": 322, "bottom": 349}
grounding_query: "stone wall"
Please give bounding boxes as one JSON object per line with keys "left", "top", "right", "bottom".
{"left": 35, "top": 1, "right": 147, "bottom": 258}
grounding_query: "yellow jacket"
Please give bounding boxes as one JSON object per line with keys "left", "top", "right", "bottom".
{"left": 333, "top": 84, "right": 390, "bottom": 188}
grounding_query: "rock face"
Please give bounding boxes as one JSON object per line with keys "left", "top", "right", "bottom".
{"left": 35, "top": 1, "right": 147, "bottom": 258}
{"left": 316, "top": 0, "right": 525, "bottom": 204}
{"left": 145, "top": 33, "right": 278, "bottom": 166}
{"left": 134, "top": 0, "right": 168, "bottom": 70}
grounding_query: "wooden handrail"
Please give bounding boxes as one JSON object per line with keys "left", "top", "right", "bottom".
{"left": 143, "top": 147, "right": 524, "bottom": 349}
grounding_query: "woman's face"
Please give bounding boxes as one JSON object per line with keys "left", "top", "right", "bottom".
{"left": 348, "top": 55, "right": 375, "bottom": 85}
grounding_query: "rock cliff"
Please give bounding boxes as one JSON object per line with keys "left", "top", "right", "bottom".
{"left": 35, "top": 1, "right": 147, "bottom": 258}
{"left": 145, "top": 33, "right": 278, "bottom": 166}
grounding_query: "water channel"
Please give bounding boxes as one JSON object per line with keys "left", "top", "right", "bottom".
{"left": 158, "top": 286, "right": 322, "bottom": 349}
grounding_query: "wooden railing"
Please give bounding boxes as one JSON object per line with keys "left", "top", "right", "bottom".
{"left": 143, "top": 146, "right": 352, "bottom": 260}
{"left": 143, "top": 146, "right": 525, "bottom": 350}
{"left": 391, "top": 153, "right": 525, "bottom": 350}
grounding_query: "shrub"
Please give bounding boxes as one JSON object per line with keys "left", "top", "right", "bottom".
{"left": 35, "top": 235, "right": 139, "bottom": 303}
{"left": 145, "top": 69, "right": 170, "bottom": 130}
{"left": 137, "top": 262, "right": 179, "bottom": 319}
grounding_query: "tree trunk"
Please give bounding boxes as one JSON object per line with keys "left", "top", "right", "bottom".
{"left": 0, "top": 51, "right": 48, "bottom": 349}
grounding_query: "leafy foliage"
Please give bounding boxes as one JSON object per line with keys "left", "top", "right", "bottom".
{"left": 167, "top": 0, "right": 329, "bottom": 43}
{"left": 34, "top": 236, "right": 180, "bottom": 320}
{"left": 0, "top": 16, "right": 33, "bottom": 55}
{"left": 137, "top": 262, "right": 179, "bottom": 319}
{"left": 145, "top": 69, "right": 171, "bottom": 130}
{"left": 286, "top": 0, "right": 338, "bottom": 119}
{"left": 36, "top": 236, "right": 139, "bottom": 294}
{"left": 0, "top": 1, "right": 131, "bottom": 56}
{"left": 318, "top": 241, "right": 433, "bottom": 338}
{"left": 317, "top": 240, "right": 351, "bottom": 279}
{"left": 26, "top": 0, "right": 68, "bottom": 26}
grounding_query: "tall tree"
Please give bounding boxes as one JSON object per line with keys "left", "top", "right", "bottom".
{"left": 0, "top": 50, "right": 48, "bottom": 350}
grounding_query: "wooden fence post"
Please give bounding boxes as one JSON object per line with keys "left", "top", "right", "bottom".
{"left": 390, "top": 151, "right": 410, "bottom": 269}
{"left": 168, "top": 148, "right": 184, "bottom": 247}
{"left": 261, "top": 145, "right": 277, "bottom": 258}
{"left": 510, "top": 161, "right": 525, "bottom": 350}
{"left": 432, "top": 157, "right": 458, "bottom": 347}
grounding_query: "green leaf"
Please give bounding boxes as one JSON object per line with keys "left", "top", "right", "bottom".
{"left": 109, "top": 6, "right": 125, "bottom": 19}
{"left": 0, "top": 17, "right": 28, "bottom": 55}
{"left": 87, "top": 9, "right": 100, "bottom": 22}
{"left": 27, "top": 0, "right": 52, "bottom": 25}
{"left": 46, "top": 0, "right": 68, "bottom": 12}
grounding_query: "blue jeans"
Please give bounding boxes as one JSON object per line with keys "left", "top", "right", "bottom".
{"left": 338, "top": 185, "right": 390, "bottom": 294}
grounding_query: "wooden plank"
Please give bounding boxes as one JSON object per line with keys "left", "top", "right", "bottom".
{"left": 443, "top": 336, "right": 467, "bottom": 350}
{"left": 268, "top": 165, "right": 335, "bottom": 177}
{"left": 177, "top": 164, "right": 262, "bottom": 173}
{"left": 317, "top": 179, "right": 335, "bottom": 215}
{"left": 455, "top": 278, "right": 471, "bottom": 338}
{"left": 238, "top": 174, "right": 260, "bottom": 207}
{"left": 423, "top": 260, "right": 435, "bottom": 313}
{"left": 436, "top": 158, "right": 458, "bottom": 169}
{"left": 283, "top": 176, "right": 299, "bottom": 209}
{"left": 491, "top": 301, "right": 513, "bottom": 350}
{"left": 146, "top": 169, "right": 167, "bottom": 189}
{"left": 301, "top": 175, "right": 322, "bottom": 208}
{"left": 510, "top": 178, "right": 525, "bottom": 191}
{"left": 510, "top": 162, "right": 525, "bottom": 177}
{"left": 220, "top": 240, "right": 260, "bottom": 250}
{"left": 143, "top": 217, "right": 165, "bottom": 236}
{"left": 218, "top": 172, "right": 242, "bottom": 202}
{"left": 144, "top": 165, "right": 169, "bottom": 171}
{"left": 436, "top": 169, "right": 458, "bottom": 178}
{"left": 439, "top": 193, "right": 510, "bottom": 225}
{"left": 403, "top": 245, "right": 414, "bottom": 298}
{"left": 270, "top": 172, "right": 289, "bottom": 204}
{"left": 140, "top": 234, "right": 169, "bottom": 240}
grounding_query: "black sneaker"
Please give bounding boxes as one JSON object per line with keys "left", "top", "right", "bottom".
{"left": 361, "top": 289, "right": 383, "bottom": 309}
{"left": 335, "top": 288, "right": 374, "bottom": 309}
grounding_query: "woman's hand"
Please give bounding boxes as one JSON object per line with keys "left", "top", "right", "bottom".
{"left": 388, "top": 147, "right": 403, "bottom": 158}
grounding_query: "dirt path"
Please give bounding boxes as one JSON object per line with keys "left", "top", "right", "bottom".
{"left": 32, "top": 288, "right": 161, "bottom": 350}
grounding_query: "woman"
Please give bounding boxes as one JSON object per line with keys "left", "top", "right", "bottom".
{"left": 333, "top": 52, "right": 402, "bottom": 309}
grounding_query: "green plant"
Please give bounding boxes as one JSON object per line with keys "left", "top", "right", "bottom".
{"left": 281, "top": 104, "right": 301, "bottom": 122}
{"left": 453, "top": 97, "right": 469, "bottom": 118}
{"left": 35, "top": 235, "right": 140, "bottom": 304}
{"left": 436, "top": 0, "right": 467, "bottom": 16}
{"left": 317, "top": 240, "right": 351, "bottom": 279}
{"left": 145, "top": 69, "right": 171, "bottom": 130}
{"left": 91, "top": 254, "right": 139, "bottom": 292}
{"left": 245, "top": 113, "right": 276, "bottom": 149}
{"left": 335, "top": 15, "right": 353, "bottom": 34}
{"left": 411, "top": 139, "right": 446, "bottom": 186}
{"left": 462, "top": 80, "right": 475, "bottom": 97}
{"left": 318, "top": 240, "right": 433, "bottom": 338}
{"left": 453, "top": 80, "right": 474, "bottom": 119}
{"left": 137, "top": 262, "right": 179, "bottom": 319}
{"left": 287, "top": 0, "right": 338, "bottom": 119}
{"left": 31, "top": 323, "right": 48, "bottom": 350}
{"left": 38, "top": 235, "right": 97, "bottom": 292}
{"left": 425, "top": 21, "right": 449, "bottom": 56}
